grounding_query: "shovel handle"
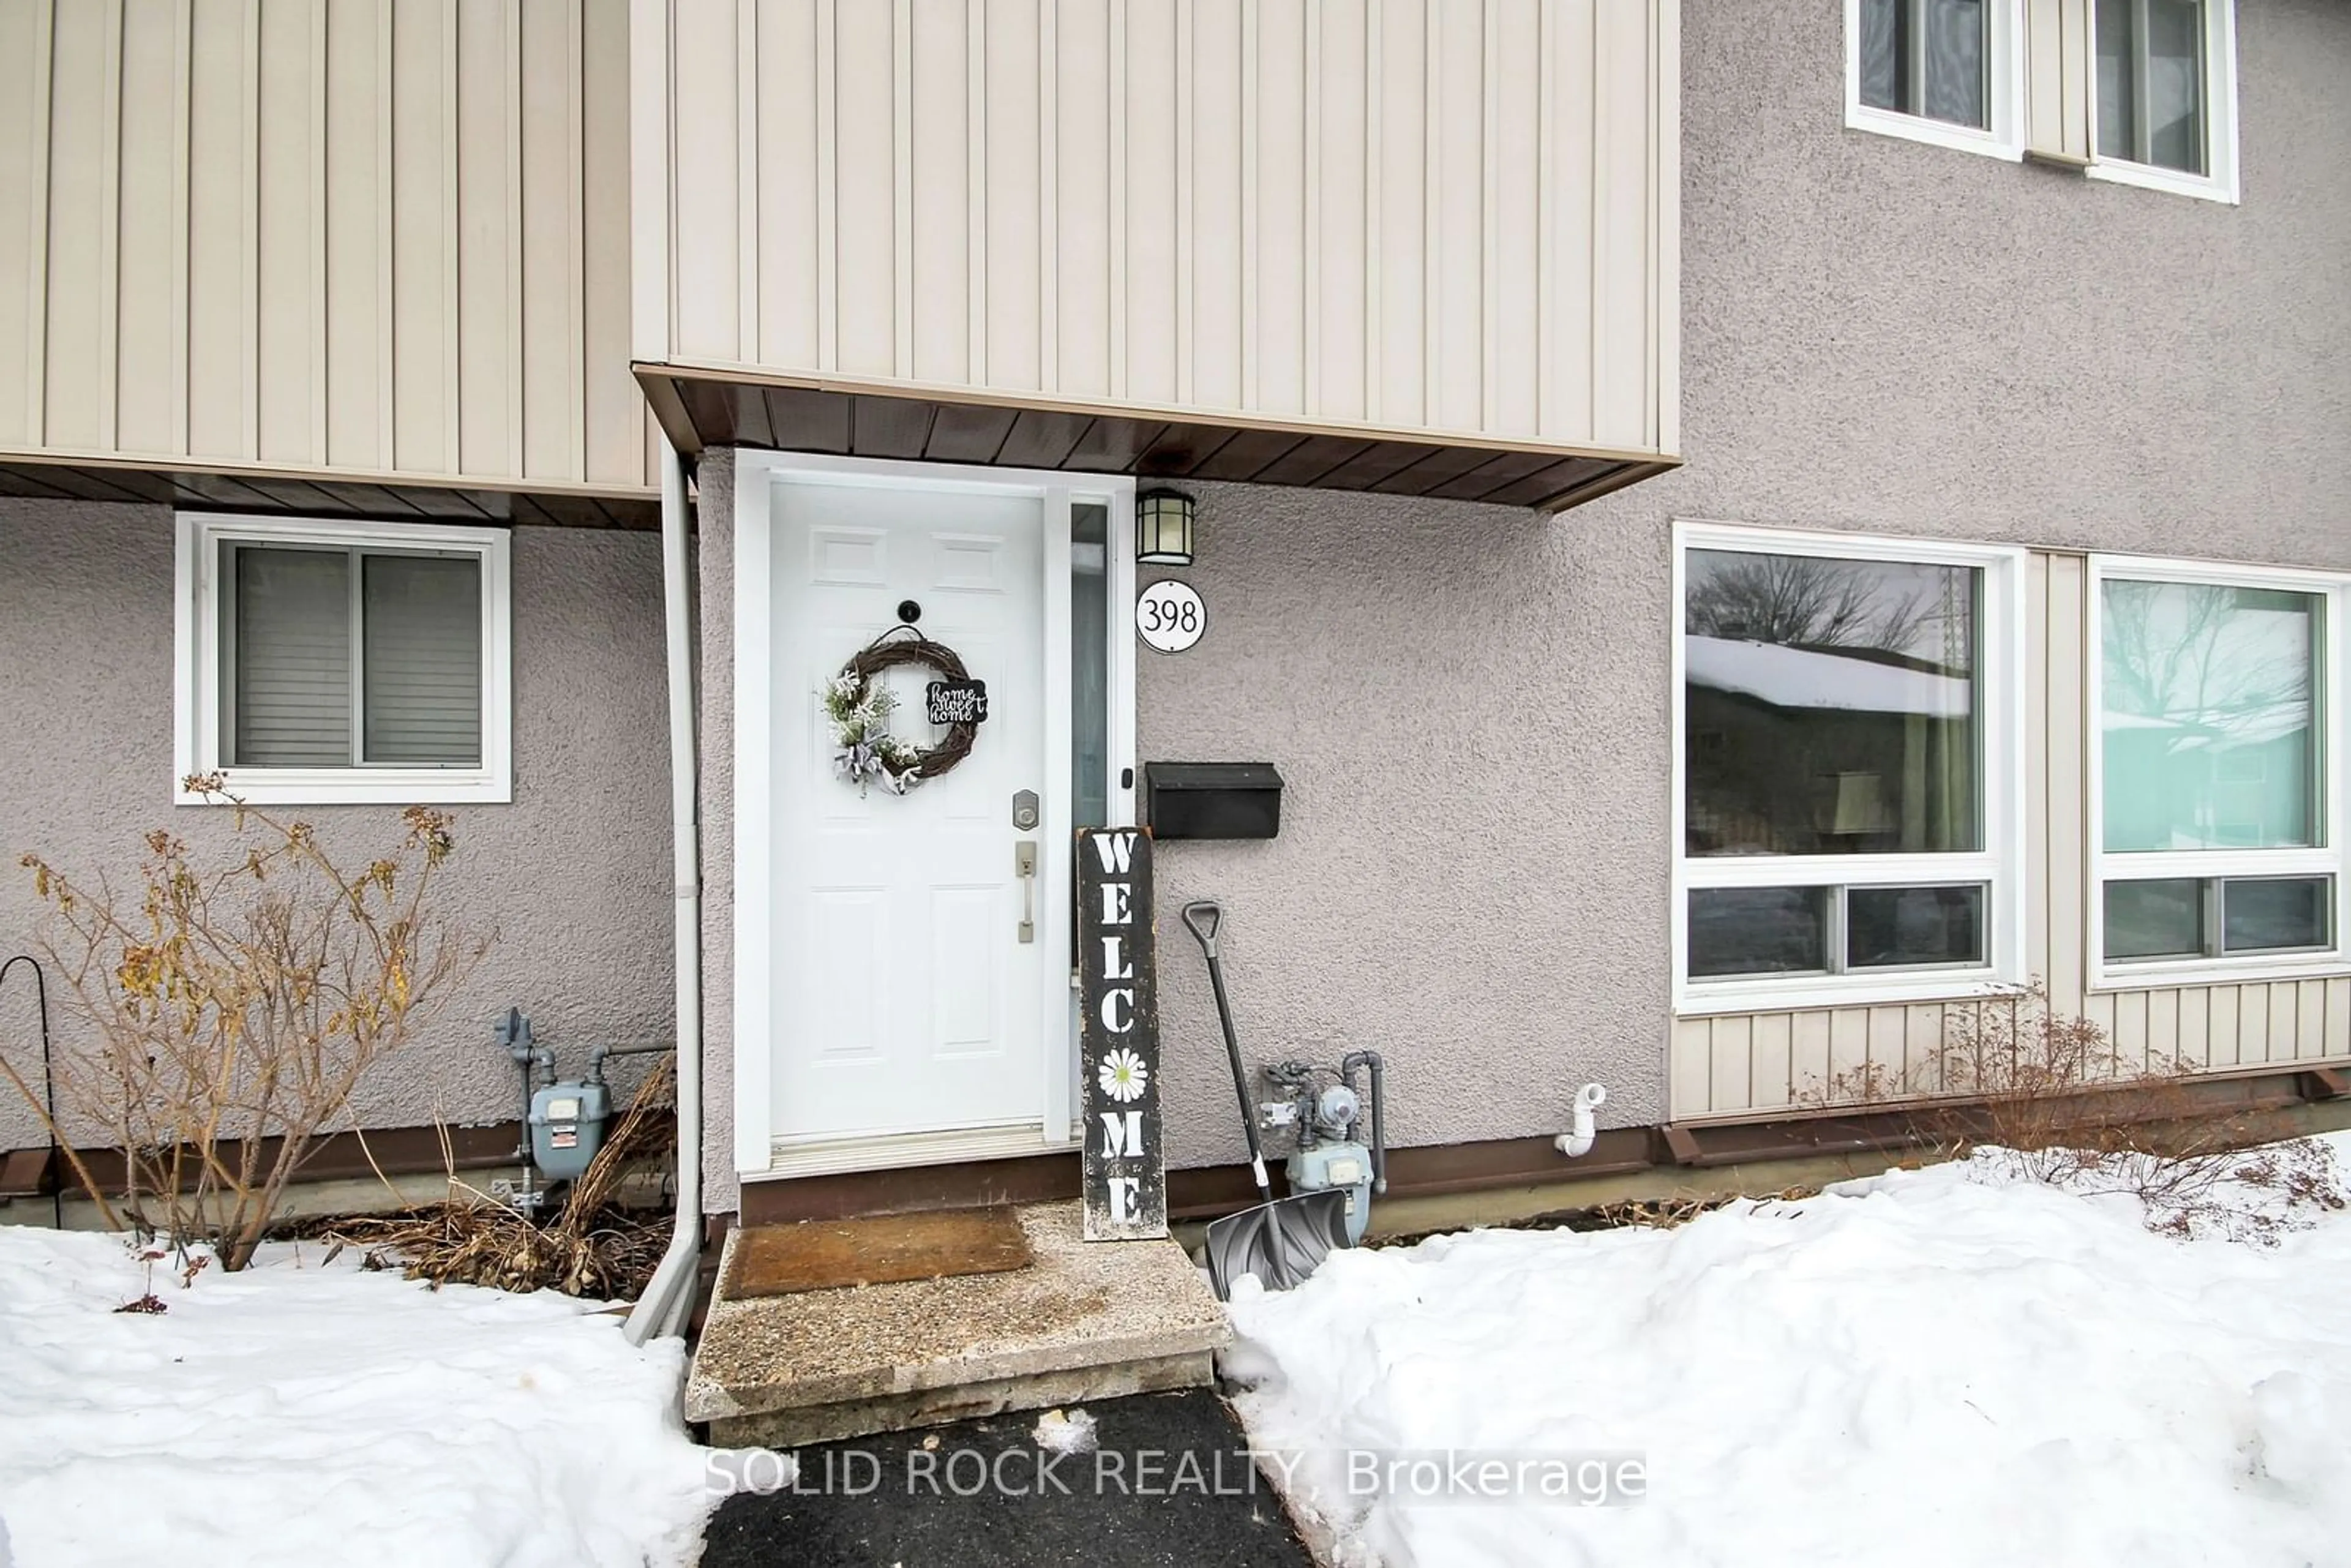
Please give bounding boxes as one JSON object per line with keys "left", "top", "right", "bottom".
{"left": 1183, "top": 900, "right": 1272, "bottom": 1202}
{"left": 1181, "top": 900, "right": 1222, "bottom": 958}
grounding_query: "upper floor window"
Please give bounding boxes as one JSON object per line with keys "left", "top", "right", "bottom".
{"left": 175, "top": 514, "right": 513, "bottom": 805}
{"left": 1673, "top": 523, "right": 2025, "bottom": 1012}
{"left": 1847, "top": 0, "right": 2023, "bottom": 160}
{"left": 2090, "top": 0, "right": 2239, "bottom": 201}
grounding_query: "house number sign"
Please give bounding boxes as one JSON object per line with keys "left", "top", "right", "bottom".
{"left": 1078, "top": 827, "right": 1166, "bottom": 1240}
{"left": 1136, "top": 579, "right": 1207, "bottom": 654}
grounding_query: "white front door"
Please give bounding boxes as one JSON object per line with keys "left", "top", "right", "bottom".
{"left": 766, "top": 474, "right": 1055, "bottom": 1147}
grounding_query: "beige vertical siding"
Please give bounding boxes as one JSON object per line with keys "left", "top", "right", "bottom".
{"left": 1672, "top": 549, "right": 2351, "bottom": 1122}
{"left": 0, "top": 0, "right": 650, "bottom": 495}
{"left": 643, "top": 0, "right": 1678, "bottom": 457}
{"left": 2024, "top": 0, "right": 2094, "bottom": 163}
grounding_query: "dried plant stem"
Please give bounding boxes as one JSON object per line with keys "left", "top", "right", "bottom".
{"left": 326, "top": 1054, "right": 680, "bottom": 1299}
{"left": 1797, "top": 982, "right": 2347, "bottom": 1241}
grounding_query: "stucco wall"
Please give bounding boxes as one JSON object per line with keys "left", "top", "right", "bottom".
{"left": 1146, "top": 0, "right": 2351, "bottom": 1166}
{"left": 0, "top": 501, "right": 676, "bottom": 1153}
{"left": 1651, "top": 0, "right": 2350, "bottom": 568}
{"left": 1141, "top": 484, "right": 1673, "bottom": 1163}
{"left": 703, "top": 0, "right": 2351, "bottom": 1196}
{"left": 696, "top": 452, "right": 741, "bottom": 1217}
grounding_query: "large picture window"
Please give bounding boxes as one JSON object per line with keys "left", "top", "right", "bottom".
{"left": 1674, "top": 523, "right": 2023, "bottom": 1010}
{"left": 2090, "top": 560, "right": 2345, "bottom": 982}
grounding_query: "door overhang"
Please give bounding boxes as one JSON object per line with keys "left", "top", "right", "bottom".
{"left": 642, "top": 362, "right": 1678, "bottom": 516}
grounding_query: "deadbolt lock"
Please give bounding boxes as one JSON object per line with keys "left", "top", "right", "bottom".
{"left": 1012, "top": 789, "right": 1040, "bottom": 831}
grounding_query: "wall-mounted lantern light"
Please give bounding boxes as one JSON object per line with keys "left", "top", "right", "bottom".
{"left": 1136, "top": 488, "right": 1197, "bottom": 566}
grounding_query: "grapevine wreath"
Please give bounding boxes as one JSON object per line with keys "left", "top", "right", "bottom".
{"left": 822, "top": 625, "right": 979, "bottom": 795}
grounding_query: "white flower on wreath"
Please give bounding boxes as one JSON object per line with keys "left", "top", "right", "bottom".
{"left": 1098, "top": 1049, "right": 1150, "bottom": 1104}
{"left": 823, "top": 672, "right": 928, "bottom": 797}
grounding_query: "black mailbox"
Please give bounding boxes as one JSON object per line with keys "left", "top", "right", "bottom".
{"left": 1143, "top": 762, "right": 1284, "bottom": 841}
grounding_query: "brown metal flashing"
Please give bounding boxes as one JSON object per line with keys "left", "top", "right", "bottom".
{"left": 633, "top": 361, "right": 1681, "bottom": 516}
{"left": 1659, "top": 1124, "right": 1705, "bottom": 1165}
{"left": 17, "top": 1063, "right": 2341, "bottom": 1225}
{"left": 0, "top": 1117, "right": 569, "bottom": 1202}
{"left": 0, "top": 1147, "right": 50, "bottom": 1199}
{"left": 1662, "top": 1073, "right": 2311, "bottom": 1170}
{"left": 2302, "top": 1068, "right": 2351, "bottom": 1100}
{"left": 735, "top": 1063, "right": 2351, "bottom": 1228}
{"left": 0, "top": 456, "right": 659, "bottom": 531}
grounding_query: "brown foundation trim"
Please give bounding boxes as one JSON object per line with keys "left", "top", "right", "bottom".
{"left": 0, "top": 1117, "right": 575, "bottom": 1201}
{"left": 1659, "top": 1067, "right": 2316, "bottom": 1169}
{"left": 12, "top": 1062, "right": 2341, "bottom": 1217}
{"left": 732, "top": 1062, "right": 2351, "bottom": 1228}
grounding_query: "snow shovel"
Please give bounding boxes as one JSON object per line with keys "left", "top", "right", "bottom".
{"left": 1182, "top": 900, "right": 1353, "bottom": 1300}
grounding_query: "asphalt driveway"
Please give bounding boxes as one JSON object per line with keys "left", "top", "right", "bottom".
{"left": 699, "top": 1387, "right": 1316, "bottom": 1567}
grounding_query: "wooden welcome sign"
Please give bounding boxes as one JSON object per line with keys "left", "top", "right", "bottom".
{"left": 1077, "top": 827, "right": 1166, "bottom": 1240}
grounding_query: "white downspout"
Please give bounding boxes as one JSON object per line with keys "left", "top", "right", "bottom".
{"left": 626, "top": 439, "right": 704, "bottom": 1346}
{"left": 1553, "top": 1082, "right": 1609, "bottom": 1159}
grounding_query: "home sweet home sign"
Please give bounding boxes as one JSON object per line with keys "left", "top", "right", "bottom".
{"left": 1077, "top": 827, "right": 1166, "bottom": 1240}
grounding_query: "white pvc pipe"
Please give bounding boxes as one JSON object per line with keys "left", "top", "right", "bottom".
{"left": 1553, "top": 1082, "right": 1609, "bottom": 1159}
{"left": 625, "top": 440, "right": 705, "bottom": 1346}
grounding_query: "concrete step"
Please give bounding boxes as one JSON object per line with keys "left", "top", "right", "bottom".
{"left": 685, "top": 1199, "right": 1232, "bottom": 1448}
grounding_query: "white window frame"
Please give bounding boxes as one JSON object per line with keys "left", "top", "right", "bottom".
{"left": 1671, "top": 521, "right": 2028, "bottom": 1015}
{"left": 2086, "top": 553, "right": 2347, "bottom": 989}
{"left": 2086, "top": 0, "right": 2240, "bottom": 204}
{"left": 1844, "top": 0, "right": 2027, "bottom": 162}
{"left": 173, "top": 512, "right": 514, "bottom": 806}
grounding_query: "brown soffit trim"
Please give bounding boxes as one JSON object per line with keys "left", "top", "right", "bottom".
{"left": 636, "top": 369, "right": 703, "bottom": 457}
{"left": 0, "top": 461, "right": 660, "bottom": 531}
{"left": 637, "top": 358, "right": 1678, "bottom": 471}
{"left": 1536, "top": 458, "right": 1684, "bottom": 514}
{"left": 0, "top": 444, "right": 659, "bottom": 506}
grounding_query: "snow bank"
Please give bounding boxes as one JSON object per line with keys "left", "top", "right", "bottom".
{"left": 1224, "top": 1139, "right": 2351, "bottom": 1567}
{"left": 0, "top": 1226, "right": 712, "bottom": 1567}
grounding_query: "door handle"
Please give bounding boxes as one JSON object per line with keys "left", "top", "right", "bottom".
{"left": 1014, "top": 841, "right": 1038, "bottom": 944}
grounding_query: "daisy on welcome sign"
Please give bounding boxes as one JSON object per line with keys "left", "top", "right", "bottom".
{"left": 1098, "top": 1049, "right": 1150, "bottom": 1103}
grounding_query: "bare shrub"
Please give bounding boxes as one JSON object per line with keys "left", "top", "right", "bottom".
{"left": 1798, "top": 983, "right": 2347, "bottom": 1242}
{"left": 323, "top": 1053, "right": 679, "bottom": 1299}
{"left": 1, "top": 775, "right": 484, "bottom": 1269}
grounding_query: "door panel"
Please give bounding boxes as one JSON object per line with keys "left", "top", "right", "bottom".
{"left": 769, "top": 479, "right": 1049, "bottom": 1141}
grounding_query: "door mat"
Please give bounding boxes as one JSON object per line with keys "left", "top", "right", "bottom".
{"left": 722, "top": 1207, "right": 1034, "bottom": 1298}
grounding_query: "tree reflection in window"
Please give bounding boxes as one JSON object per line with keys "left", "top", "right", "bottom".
{"left": 1684, "top": 550, "right": 1979, "bottom": 858}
